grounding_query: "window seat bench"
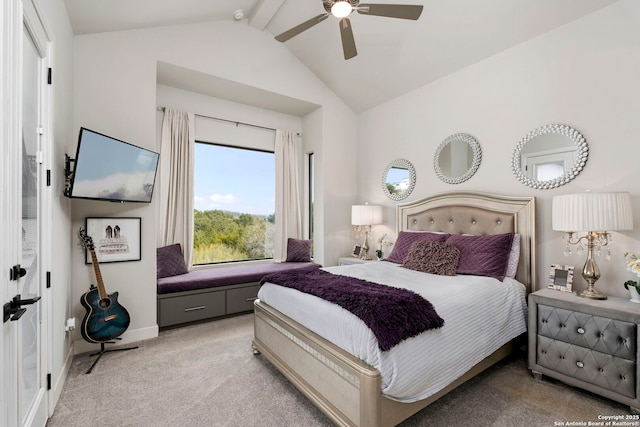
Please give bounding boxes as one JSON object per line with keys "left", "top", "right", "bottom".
{"left": 157, "top": 261, "right": 320, "bottom": 329}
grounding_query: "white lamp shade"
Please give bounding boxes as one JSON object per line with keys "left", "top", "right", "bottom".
{"left": 552, "top": 192, "right": 633, "bottom": 232}
{"left": 351, "top": 205, "right": 383, "bottom": 226}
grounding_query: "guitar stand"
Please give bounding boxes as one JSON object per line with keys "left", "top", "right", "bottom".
{"left": 86, "top": 338, "right": 138, "bottom": 374}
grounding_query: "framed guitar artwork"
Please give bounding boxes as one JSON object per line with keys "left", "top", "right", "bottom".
{"left": 84, "top": 217, "right": 141, "bottom": 264}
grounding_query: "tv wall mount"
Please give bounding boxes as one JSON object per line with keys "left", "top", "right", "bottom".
{"left": 63, "top": 154, "right": 74, "bottom": 198}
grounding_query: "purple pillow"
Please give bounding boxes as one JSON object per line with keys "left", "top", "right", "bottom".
{"left": 386, "top": 231, "right": 449, "bottom": 264}
{"left": 446, "top": 233, "right": 514, "bottom": 281}
{"left": 402, "top": 241, "right": 460, "bottom": 276}
{"left": 157, "top": 244, "right": 189, "bottom": 279}
{"left": 286, "top": 238, "right": 312, "bottom": 262}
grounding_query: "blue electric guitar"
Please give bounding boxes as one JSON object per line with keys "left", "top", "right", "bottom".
{"left": 78, "top": 228, "right": 131, "bottom": 343}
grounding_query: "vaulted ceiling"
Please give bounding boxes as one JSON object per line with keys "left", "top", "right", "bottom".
{"left": 64, "top": 0, "right": 620, "bottom": 113}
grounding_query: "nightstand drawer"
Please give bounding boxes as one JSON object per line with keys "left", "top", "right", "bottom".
{"left": 538, "top": 304, "right": 636, "bottom": 360}
{"left": 537, "top": 335, "right": 636, "bottom": 398}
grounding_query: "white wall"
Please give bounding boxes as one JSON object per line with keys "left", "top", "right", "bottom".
{"left": 71, "top": 20, "right": 357, "bottom": 350}
{"left": 357, "top": 0, "right": 640, "bottom": 299}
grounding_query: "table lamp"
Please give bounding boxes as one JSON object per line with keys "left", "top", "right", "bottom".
{"left": 552, "top": 192, "right": 633, "bottom": 300}
{"left": 351, "top": 204, "right": 383, "bottom": 260}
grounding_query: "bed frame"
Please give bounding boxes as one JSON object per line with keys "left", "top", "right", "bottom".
{"left": 253, "top": 192, "right": 536, "bottom": 426}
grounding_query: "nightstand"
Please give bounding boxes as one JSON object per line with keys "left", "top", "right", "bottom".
{"left": 528, "top": 288, "right": 640, "bottom": 412}
{"left": 338, "top": 257, "right": 374, "bottom": 266}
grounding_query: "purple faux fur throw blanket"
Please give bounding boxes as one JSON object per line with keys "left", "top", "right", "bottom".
{"left": 260, "top": 268, "right": 444, "bottom": 351}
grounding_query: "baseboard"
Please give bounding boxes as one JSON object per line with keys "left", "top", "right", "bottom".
{"left": 73, "top": 324, "right": 159, "bottom": 355}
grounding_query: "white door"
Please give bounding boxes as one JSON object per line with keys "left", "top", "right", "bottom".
{"left": 2, "top": 1, "right": 50, "bottom": 425}
{"left": 19, "top": 22, "right": 48, "bottom": 427}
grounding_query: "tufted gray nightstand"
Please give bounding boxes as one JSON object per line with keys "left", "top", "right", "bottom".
{"left": 529, "top": 288, "right": 640, "bottom": 412}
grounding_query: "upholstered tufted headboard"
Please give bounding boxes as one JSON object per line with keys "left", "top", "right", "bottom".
{"left": 396, "top": 192, "right": 536, "bottom": 292}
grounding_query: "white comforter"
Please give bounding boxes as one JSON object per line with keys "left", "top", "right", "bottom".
{"left": 257, "top": 261, "right": 527, "bottom": 403}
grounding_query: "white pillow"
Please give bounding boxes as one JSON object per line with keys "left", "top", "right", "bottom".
{"left": 505, "top": 233, "right": 521, "bottom": 278}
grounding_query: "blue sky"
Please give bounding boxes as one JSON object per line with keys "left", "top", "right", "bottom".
{"left": 194, "top": 143, "right": 275, "bottom": 216}
{"left": 386, "top": 167, "right": 409, "bottom": 184}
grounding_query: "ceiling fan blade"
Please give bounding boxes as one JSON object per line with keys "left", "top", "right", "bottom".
{"left": 339, "top": 18, "right": 358, "bottom": 60}
{"left": 275, "top": 13, "right": 330, "bottom": 42}
{"left": 357, "top": 4, "right": 423, "bottom": 20}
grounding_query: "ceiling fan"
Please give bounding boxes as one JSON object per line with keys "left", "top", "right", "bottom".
{"left": 275, "top": 0, "right": 423, "bottom": 60}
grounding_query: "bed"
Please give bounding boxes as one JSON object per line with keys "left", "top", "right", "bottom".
{"left": 252, "top": 192, "right": 536, "bottom": 426}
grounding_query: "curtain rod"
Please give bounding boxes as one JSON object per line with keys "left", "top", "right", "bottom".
{"left": 157, "top": 106, "right": 300, "bottom": 136}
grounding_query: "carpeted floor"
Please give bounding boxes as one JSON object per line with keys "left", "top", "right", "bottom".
{"left": 47, "top": 313, "right": 630, "bottom": 427}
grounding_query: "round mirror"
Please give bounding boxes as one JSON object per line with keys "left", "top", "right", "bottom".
{"left": 382, "top": 159, "right": 416, "bottom": 201}
{"left": 434, "top": 133, "right": 482, "bottom": 184}
{"left": 511, "top": 124, "right": 588, "bottom": 189}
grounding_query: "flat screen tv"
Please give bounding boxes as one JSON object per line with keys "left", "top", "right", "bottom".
{"left": 66, "top": 127, "right": 160, "bottom": 203}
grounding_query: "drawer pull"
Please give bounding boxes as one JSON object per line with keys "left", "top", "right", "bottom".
{"left": 577, "top": 327, "right": 585, "bottom": 334}
{"left": 245, "top": 297, "right": 258, "bottom": 302}
{"left": 576, "top": 361, "right": 584, "bottom": 368}
{"left": 184, "top": 306, "right": 206, "bottom": 312}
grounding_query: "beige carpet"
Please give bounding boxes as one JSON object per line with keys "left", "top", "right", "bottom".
{"left": 47, "top": 313, "right": 629, "bottom": 427}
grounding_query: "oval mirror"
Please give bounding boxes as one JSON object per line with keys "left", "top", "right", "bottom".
{"left": 511, "top": 124, "right": 588, "bottom": 189}
{"left": 434, "top": 133, "right": 482, "bottom": 184}
{"left": 382, "top": 159, "right": 416, "bottom": 201}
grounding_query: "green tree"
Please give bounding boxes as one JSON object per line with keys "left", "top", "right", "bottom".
{"left": 193, "top": 209, "right": 275, "bottom": 264}
{"left": 242, "top": 219, "right": 267, "bottom": 259}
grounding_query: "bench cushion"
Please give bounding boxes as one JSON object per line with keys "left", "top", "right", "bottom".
{"left": 157, "top": 262, "right": 320, "bottom": 294}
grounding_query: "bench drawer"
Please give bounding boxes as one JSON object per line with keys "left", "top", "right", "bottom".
{"left": 158, "top": 290, "right": 226, "bottom": 327}
{"left": 227, "top": 284, "right": 261, "bottom": 314}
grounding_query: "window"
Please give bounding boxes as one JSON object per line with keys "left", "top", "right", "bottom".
{"left": 193, "top": 142, "right": 275, "bottom": 265}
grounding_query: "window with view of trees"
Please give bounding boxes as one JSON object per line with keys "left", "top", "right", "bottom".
{"left": 193, "top": 142, "right": 275, "bottom": 265}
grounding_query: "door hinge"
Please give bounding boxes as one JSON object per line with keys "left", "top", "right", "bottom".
{"left": 47, "top": 373, "right": 52, "bottom": 390}
{"left": 47, "top": 68, "right": 52, "bottom": 85}
{"left": 46, "top": 271, "right": 51, "bottom": 288}
{"left": 46, "top": 169, "right": 51, "bottom": 186}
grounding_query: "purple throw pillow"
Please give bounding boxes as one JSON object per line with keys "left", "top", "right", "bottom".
{"left": 446, "top": 233, "right": 515, "bottom": 281}
{"left": 157, "top": 244, "right": 189, "bottom": 279}
{"left": 403, "top": 241, "right": 460, "bottom": 276}
{"left": 286, "top": 238, "right": 312, "bottom": 262}
{"left": 386, "top": 231, "right": 449, "bottom": 264}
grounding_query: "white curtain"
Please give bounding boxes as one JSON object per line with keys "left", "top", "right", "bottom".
{"left": 274, "top": 129, "right": 302, "bottom": 261}
{"left": 159, "top": 108, "right": 195, "bottom": 268}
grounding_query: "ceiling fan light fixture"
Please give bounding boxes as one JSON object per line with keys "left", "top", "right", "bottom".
{"left": 331, "top": 1, "right": 353, "bottom": 18}
{"left": 275, "top": 0, "right": 424, "bottom": 60}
